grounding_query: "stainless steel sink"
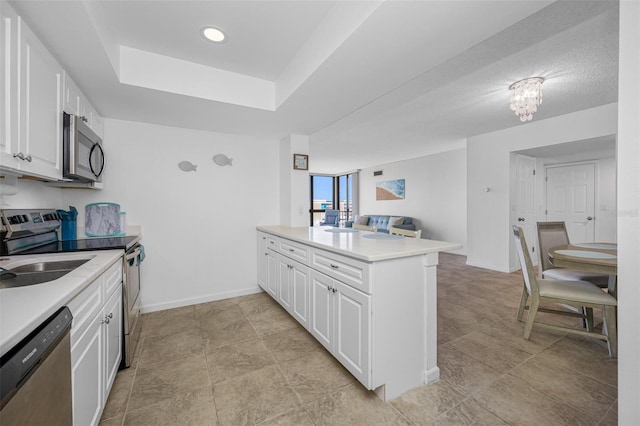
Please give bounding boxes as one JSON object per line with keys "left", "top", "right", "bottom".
{"left": 9, "top": 259, "right": 90, "bottom": 273}
{"left": 0, "top": 259, "right": 91, "bottom": 289}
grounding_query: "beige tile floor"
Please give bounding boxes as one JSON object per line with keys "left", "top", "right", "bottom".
{"left": 100, "top": 253, "right": 617, "bottom": 425}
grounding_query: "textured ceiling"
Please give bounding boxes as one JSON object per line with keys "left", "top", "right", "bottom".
{"left": 8, "top": 0, "right": 619, "bottom": 173}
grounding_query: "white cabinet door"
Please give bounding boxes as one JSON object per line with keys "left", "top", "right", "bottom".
{"left": 334, "top": 281, "right": 371, "bottom": 387}
{"left": 310, "top": 270, "right": 334, "bottom": 351}
{"left": 277, "top": 255, "right": 293, "bottom": 311}
{"left": 257, "top": 232, "right": 268, "bottom": 290}
{"left": 265, "top": 249, "right": 278, "bottom": 299}
{"left": 71, "top": 312, "right": 103, "bottom": 426}
{"left": 18, "top": 17, "right": 62, "bottom": 180}
{"left": 103, "top": 286, "right": 122, "bottom": 399}
{"left": 63, "top": 71, "right": 81, "bottom": 115}
{"left": 291, "top": 261, "right": 310, "bottom": 330}
{"left": 0, "top": 2, "right": 19, "bottom": 171}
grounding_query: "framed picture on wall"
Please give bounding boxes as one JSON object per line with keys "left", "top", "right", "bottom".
{"left": 293, "top": 154, "right": 308, "bottom": 170}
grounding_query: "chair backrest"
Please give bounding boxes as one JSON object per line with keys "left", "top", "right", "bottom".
{"left": 389, "top": 227, "right": 422, "bottom": 238}
{"left": 323, "top": 209, "right": 340, "bottom": 225}
{"left": 353, "top": 223, "right": 377, "bottom": 232}
{"left": 536, "top": 221, "right": 570, "bottom": 272}
{"left": 513, "top": 226, "right": 539, "bottom": 297}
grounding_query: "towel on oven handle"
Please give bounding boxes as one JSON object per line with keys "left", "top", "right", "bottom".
{"left": 137, "top": 245, "right": 145, "bottom": 265}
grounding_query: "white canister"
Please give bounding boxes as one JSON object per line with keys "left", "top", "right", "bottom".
{"left": 120, "top": 212, "right": 127, "bottom": 235}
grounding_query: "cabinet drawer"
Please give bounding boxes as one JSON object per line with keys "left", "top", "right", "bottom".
{"left": 267, "top": 236, "right": 279, "bottom": 252}
{"left": 311, "top": 249, "right": 371, "bottom": 294}
{"left": 104, "top": 259, "right": 123, "bottom": 298}
{"left": 68, "top": 278, "right": 103, "bottom": 343}
{"left": 278, "top": 239, "right": 309, "bottom": 264}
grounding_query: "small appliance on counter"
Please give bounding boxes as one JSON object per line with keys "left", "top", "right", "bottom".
{"left": 85, "top": 202, "right": 122, "bottom": 237}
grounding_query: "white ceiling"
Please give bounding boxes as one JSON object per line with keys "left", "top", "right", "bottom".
{"left": 9, "top": 0, "right": 619, "bottom": 174}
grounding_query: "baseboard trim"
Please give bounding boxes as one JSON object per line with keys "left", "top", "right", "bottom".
{"left": 141, "top": 286, "right": 264, "bottom": 313}
{"left": 425, "top": 366, "right": 440, "bottom": 384}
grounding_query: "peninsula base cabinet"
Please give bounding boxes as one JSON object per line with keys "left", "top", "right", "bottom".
{"left": 278, "top": 256, "right": 310, "bottom": 329}
{"left": 310, "top": 269, "right": 371, "bottom": 387}
{"left": 68, "top": 259, "right": 123, "bottom": 426}
{"left": 256, "top": 228, "right": 443, "bottom": 402}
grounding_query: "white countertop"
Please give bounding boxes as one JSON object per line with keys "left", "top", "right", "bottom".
{"left": 0, "top": 250, "right": 123, "bottom": 357}
{"left": 257, "top": 225, "right": 462, "bottom": 262}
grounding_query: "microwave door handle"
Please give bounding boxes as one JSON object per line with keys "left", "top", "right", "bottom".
{"left": 89, "top": 143, "right": 105, "bottom": 178}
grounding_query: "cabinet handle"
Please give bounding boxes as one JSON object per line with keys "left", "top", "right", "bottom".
{"left": 288, "top": 248, "right": 294, "bottom": 252}
{"left": 107, "top": 313, "right": 113, "bottom": 319}
{"left": 288, "top": 264, "right": 293, "bottom": 269}
{"left": 327, "top": 285, "right": 331, "bottom": 291}
{"left": 332, "top": 287, "right": 337, "bottom": 293}
{"left": 13, "top": 152, "right": 33, "bottom": 162}
{"left": 329, "top": 264, "right": 339, "bottom": 269}
{"left": 102, "top": 317, "right": 110, "bottom": 325}
{"left": 81, "top": 115, "right": 88, "bottom": 123}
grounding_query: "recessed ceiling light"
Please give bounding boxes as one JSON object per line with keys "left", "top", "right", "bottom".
{"left": 201, "top": 26, "right": 226, "bottom": 43}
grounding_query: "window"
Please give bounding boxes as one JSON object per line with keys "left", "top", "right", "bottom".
{"left": 309, "top": 173, "right": 355, "bottom": 226}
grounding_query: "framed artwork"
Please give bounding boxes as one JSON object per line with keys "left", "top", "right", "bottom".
{"left": 376, "top": 179, "right": 405, "bottom": 200}
{"left": 293, "top": 154, "right": 308, "bottom": 170}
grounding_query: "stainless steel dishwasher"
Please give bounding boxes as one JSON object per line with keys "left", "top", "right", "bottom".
{"left": 0, "top": 307, "right": 73, "bottom": 425}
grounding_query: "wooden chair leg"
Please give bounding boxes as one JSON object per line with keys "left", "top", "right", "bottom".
{"left": 517, "top": 285, "right": 528, "bottom": 322}
{"left": 584, "top": 307, "right": 594, "bottom": 332}
{"left": 524, "top": 298, "right": 539, "bottom": 340}
{"left": 603, "top": 306, "right": 617, "bottom": 358}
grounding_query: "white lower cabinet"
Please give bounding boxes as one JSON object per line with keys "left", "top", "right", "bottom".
{"left": 71, "top": 306, "right": 103, "bottom": 426}
{"left": 69, "top": 259, "right": 123, "bottom": 426}
{"left": 277, "top": 255, "right": 310, "bottom": 329}
{"left": 104, "top": 287, "right": 123, "bottom": 393}
{"left": 310, "top": 269, "right": 371, "bottom": 387}
{"left": 257, "top": 228, "right": 447, "bottom": 401}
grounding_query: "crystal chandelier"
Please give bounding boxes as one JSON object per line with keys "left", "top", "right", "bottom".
{"left": 509, "top": 77, "right": 544, "bottom": 122}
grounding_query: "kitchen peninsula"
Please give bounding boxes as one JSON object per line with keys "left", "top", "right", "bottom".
{"left": 256, "top": 225, "right": 461, "bottom": 401}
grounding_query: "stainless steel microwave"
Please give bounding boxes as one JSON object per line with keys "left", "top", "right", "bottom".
{"left": 62, "top": 112, "right": 105, "bottom": 182}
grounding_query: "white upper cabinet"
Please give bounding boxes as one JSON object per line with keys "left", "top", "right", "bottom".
{"left": 0, "top": 2, "right": 19, "bottom": 171}
{"left": 63, "top": 71, "right": 104, "bottom": 139}
{"left": 1, "top": 2, "right": 103, "bottom": 181}
{"left": 17, "top": 16, "right": 63, "bottom": 180}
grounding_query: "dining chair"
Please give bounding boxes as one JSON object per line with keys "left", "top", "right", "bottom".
{"left": 536, "top": 221, "right": 610, "bottom": 288}
{"left": 353, "top": 223, "right": 377, "bottom": 232}
{"left": 513, "top": 226, "right": 617, "bottom": 357}
{"left": 389, "top": 227, "right": 422, "bottom": 238}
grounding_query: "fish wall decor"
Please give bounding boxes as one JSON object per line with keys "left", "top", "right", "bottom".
{"left": 178, "top": 161, "right": 198, "bottom": 172}
{"left": 212, "top": 154, "right": 233, "bottom": 167}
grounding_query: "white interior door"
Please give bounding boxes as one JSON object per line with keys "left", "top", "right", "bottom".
{"left": 545, "top": 163, "right": 596, "bottom": 242}
{"left": 515, "top": 155, "right": 536, "bottom": 262}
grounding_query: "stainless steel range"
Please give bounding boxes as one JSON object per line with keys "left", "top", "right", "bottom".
{"left": 0, "top": 208, "right": 144, "bottom": 369}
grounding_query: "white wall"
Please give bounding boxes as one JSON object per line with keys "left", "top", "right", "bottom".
{"left": 467, "top": 103, "right": 618, "bottom": 272}
{"left": 617, "top": 0, "right": 640, "bottom": 421}
{"left": 359, "top": 148, "right": 467, "bottom": 254}
{"left": 279, "top": 134, "right": 309, "bottom": 227}
{"left": 62, "top": 119, "right": 280, "bottom": 312}
{"left": 0, "top": 177, "right": 61, "bottom": 209}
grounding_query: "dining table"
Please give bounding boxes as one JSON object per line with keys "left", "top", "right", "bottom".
{"left": 548, "top": 242, "right": 618, "bottom": 296}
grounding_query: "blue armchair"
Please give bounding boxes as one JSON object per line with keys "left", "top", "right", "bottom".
{"left": 319, "top": 209, "right": 340, "bottom": 226}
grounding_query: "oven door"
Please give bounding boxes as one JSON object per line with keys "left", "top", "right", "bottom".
{"left": 122, "top": 245, "right": 142, "bottom": 368}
